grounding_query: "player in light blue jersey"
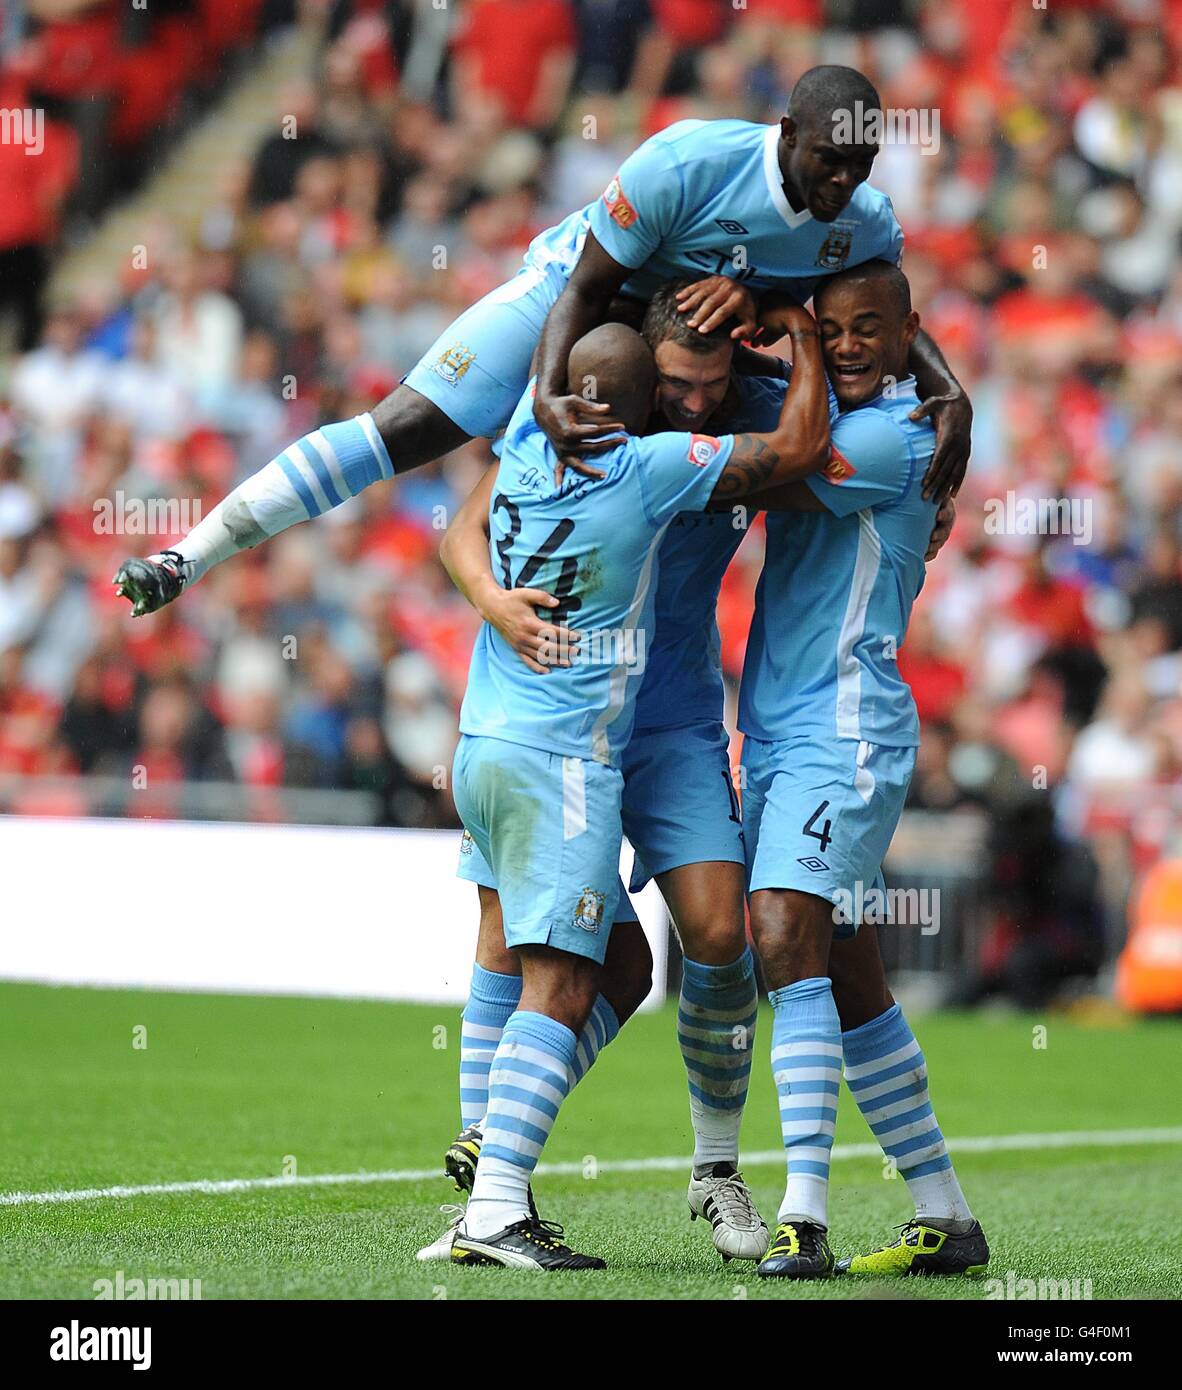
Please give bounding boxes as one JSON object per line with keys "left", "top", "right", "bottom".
{"left": 430, "top": 286, "right": 799, "bottom": 1266}
{"left": 446, "top": 306, "right": 834, "bottom": 1269}
{"left": 727, "top": 261, "right": 988, "bottom": 1281}
{"left": 532, "top": 65, "right": 970, "bottom": 499}
{"left": 114, "top": 66, "right": 972, "bottom": 619}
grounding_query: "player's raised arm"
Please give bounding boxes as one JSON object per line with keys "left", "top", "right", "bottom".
{"left": 708, "top": 302, "right": 831, "bottom": 503}
{"left": 535, "top": 129, "right": 739, "bottom": 472}
{"left": 531, "top": 232, "right": 638, "bottom": 474}
{"left": 908, "top": 329, "right": 972, "bottom": 502}
{"left": 439, "top": 465, "right": 577, "bottom": 675}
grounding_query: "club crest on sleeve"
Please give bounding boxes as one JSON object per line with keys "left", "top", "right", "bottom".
{"left": 822, "top": 447, "right": 857, "bottom": 483}
{"left": 433, "top": 343, "right": 476, "bottom": 385}
{"left": 603, "top": 176, "right": 638, "bottom": 229}
{"left": 573, "top": 887, "right": 606, "bottom": 933}
{"left": 688, "top": 434, "right": 722, "bottom": 467}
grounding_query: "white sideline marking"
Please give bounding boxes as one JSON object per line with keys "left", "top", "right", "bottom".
{"left": 4, "top": 1126, "right": 1181, "bottom": 1209}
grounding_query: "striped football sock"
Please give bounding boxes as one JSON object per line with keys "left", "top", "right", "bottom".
{"left": 464, "top": 1011, "right": 577, "bottom": 1239}
{"left": 165, "top": 413, "right": 393, "bottom": 585}
{"left": 769, "top": 976, "right": 842, "bottom": 1227}
{"left": 459, "top": 964, "right": 522, "bottom": 1130}
{"left": 842, "top": 1003, "right": 972, "bottom": 1223}
{"left": 678, "top": 949, "right": 758, "bottom": 1169}
{"left": 568, "top": 994, "right": 620, "bottom": 1087}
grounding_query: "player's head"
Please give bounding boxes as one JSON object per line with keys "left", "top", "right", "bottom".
{"left": 780, "top": 65, "right": 882, "bottom": 223}
{"left": 567, "top": 322, "right": 656, "bottom": 437}
{"left": 813, "top": 259, "right": 919, "bottom": 409}
{"left": 641, "top": 282, "right": 734, "bottom": 432}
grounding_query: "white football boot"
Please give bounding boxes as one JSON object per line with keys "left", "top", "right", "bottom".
{"left": 687, "top": 1163, "right": 770, "bottom": 1261}
{"left": 415, "top": 1204, "right": 465, "bottom": 1262}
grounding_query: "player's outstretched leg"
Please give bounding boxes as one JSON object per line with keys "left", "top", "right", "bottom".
{"left": 113, "top": 387, "right": 468, "bottom": 615}
{"left": 750, "top": 890, "right": 840, "bottom": 1279}
{"left": 828, "top": 927, "right": 989, "bottom": 1276}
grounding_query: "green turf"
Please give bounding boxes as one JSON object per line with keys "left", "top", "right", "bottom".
{"left": 1, "top": 982, "right": 1179, "bottom": 1299}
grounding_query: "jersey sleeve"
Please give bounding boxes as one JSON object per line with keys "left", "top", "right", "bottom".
{"left": 587, "top": 135, "right": 685, "bottom": 271}
{"left": 632, "top": 431, "right": 734, "bottom": 526}
{"left": 804, "top": 408, "right": 911, "bottom": 517}
{"left": 881, "top": 196, "right": 905, "bottom": 267}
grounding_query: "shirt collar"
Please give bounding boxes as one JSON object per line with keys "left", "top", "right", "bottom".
{"left": 763, "top": 124, "right": 813, "bottom": 230}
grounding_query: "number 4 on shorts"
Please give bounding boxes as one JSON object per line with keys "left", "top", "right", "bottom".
{"left": 803, "top": 801, "right": 833, "bottom": 854}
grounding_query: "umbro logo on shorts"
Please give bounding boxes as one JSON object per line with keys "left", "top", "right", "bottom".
{"left": 797, "top": 856, "right": 829, "bottom": 872}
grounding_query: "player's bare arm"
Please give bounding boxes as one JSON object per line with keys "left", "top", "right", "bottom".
{"left": 709, "top": 305, "right": 830, "bottom": 502}
{"left": 739, "top": 485, "right": 956, "bottom": 564}
{"left": 439, "top": 466, "right": 578, "bottom": 675}
{"left": 533, "top": 233, "right": 649, "bottom": 469}
{"left": 534, "top": 235, "right": 761, "bottom": 470}
{"left": 908, "top": 329, "right": 972, "bottom": 502}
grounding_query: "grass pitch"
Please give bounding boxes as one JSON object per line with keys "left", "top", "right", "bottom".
{"left": 1, "top": 982, "right": 1179, "bottom": 1300}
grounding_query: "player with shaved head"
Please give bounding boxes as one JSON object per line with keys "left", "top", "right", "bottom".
{"left": 445, "top": 299, "right": 834, "bottom": 1270}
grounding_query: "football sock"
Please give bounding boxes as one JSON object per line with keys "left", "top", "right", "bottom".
{"left": 842, "top": 1002, "right": 973, "bottom": 1224}
{"left": 769, "top": 976, "right": 842, "bottom": 1227}
{"left": 158, "top": 414, "right": 393, "bottom": 586}
{"left": 678, "top": 948, "right": 758, "bottom": 1170}
{"left": 568, "top": 993, "right": 620, "bottom": 1087}
{"left": 465, "top": 1011, "right": 577, "bottom": 1239}
{"left": 459, "top": 964, "right": 522, "bottom": 1130}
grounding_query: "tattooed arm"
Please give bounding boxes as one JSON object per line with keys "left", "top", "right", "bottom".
{"left": 708, "top": 303, "right": 831, "bottom": 503}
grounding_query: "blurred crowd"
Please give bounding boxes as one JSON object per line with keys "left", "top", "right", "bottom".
{"left": 4, "top": 0, "right": 1182, "bottom": 995}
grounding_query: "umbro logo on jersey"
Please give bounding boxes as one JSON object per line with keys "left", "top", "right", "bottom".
{"left": 797, "top": 856, "right": 829, "bottom": 872}
{"left": 715, "top": 218, "right": 748, "bottom": 235}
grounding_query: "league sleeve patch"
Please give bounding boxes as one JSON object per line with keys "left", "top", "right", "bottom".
{"left": 603, "top": 175, "right": 638, "bottom": 230}
{"left": 822, "top": 447, "right": 857, "bottom": 483}
{"left": 688, "top": 434, "right": 723, "bottom": 467}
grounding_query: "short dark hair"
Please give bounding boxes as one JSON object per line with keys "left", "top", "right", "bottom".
{"left": 787, "top": 65, "right": 882, "bottom": 137}
{"left": 814, "top": 258, "right": 913, "bottom": 320}
{"left": 641, "top": 280, "right": 735, "bottom": 356}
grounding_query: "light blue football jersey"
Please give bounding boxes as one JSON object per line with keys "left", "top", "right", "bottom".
{"left": 459, "top": 386, "right": 734, "bottom": 766}
{"left": 632, "top": 372, "right": 786, "bottom": 731}
{"left": 525, "top": 120, "right": 903, "bottom": 304}
{"left": 738, "top": 376, "right": 937, "bottom": 748}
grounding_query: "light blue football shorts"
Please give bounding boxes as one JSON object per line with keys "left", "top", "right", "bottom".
{"left": 453, "top": 733, "right": 626, "bottom": 963}
{"left": 741, "top": 734, "right": 916, "bottom": 940}
{"left": 620, "top": 720, "right": 745, "bottom": 893}
{"left": 403, "top": 262, "right": 566, "bottom": 439}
